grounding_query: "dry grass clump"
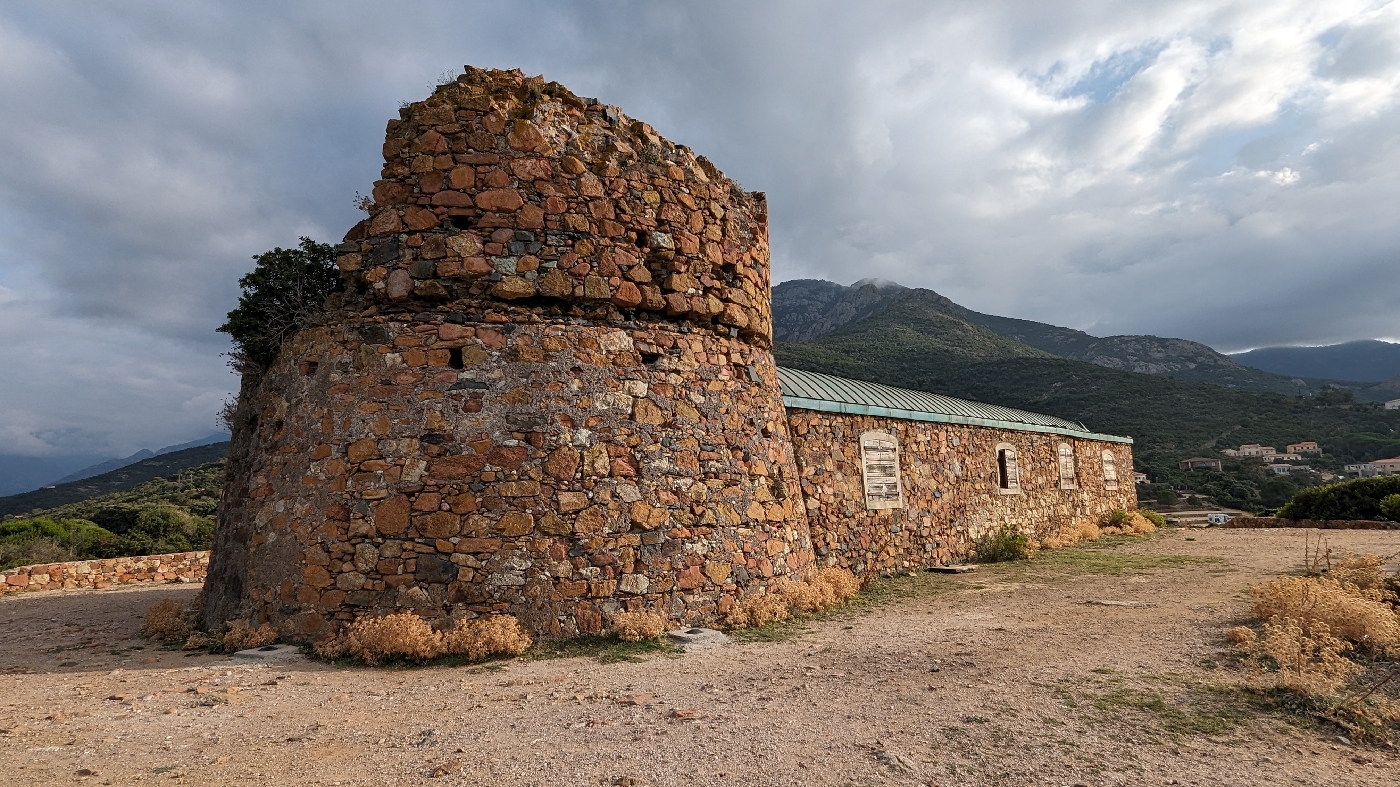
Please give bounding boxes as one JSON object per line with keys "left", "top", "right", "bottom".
{"left": 440, "top": 615, "right": 532, "bottom": 658}
{"left": 141, "top": 599, "right": 193, "bottom": 641}
{"left": 221, "top": 620, "right": 278, "bottom": 652}
{"left": 610, "top": 611, "right": 668, "bottom": 642}
{"left": 1256, "top": 621, "right": 1362, "bottom": 696}
{"left": 1101, "top": 509, "right": 1156, "bottom": 536}
{"left": 1230, "top": 553, "right": 1400, "bottom": 741}
{"left": 314, "top": 612, "right": 531, "bottom": 664}
{"left": 1041, "top": 519, "right": 1102, "bottom": 550}
{"left": 1225, "top": 626, "right": 1257, "bottom": 646}
{"left": 1250, "top": 575, "right": 1400, "bottom": 653}
{"left": 725, "top": 567, "right": 861, "bottom": 629}
{"left": 725, "top": 593, "right": 790, "bottom": 629}
{"left": 343, "top": 612, "right": 442, "bottom": 665}
{"left": 1330, "top": 554, "right": 1396, "bottom": 596}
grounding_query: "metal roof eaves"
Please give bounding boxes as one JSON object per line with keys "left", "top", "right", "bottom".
{"left": 781, "top": 396, "right": 1133, "bottom": 444}
{"left": 776, "top": 367, "right": 1133, "bottom": 444}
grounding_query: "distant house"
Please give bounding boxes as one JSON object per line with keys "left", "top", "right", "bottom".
{"left": 1238, "top": 444, "right": 1278, "bottom": 458}
{"left": 1346, "top": 463, "right": 1381, "bottom": 477}
{"left": 1133, "top": 472, "right": 1149, "bottom": 484}
{"left": 1286, "top": 441, "right": 1321, "bottom": 455}
{"left": 1386, "top": 398, "right": 1400, "bottom": 410}
{"left": 1267, "top": 464, "right": 1295, "bottom": 475}
{"left": 1375, "top": 457, "right": 1400, "bottom": 475}
{"left": 1219, "top": 448, "right": 1240, "bottom": 457}
{"left": 1179, "top": 457, "right": 1222, "bottom": 471}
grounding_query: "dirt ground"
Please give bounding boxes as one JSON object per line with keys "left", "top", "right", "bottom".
{"left": 2, "top": 527, "right": 1398, "bottom": 787}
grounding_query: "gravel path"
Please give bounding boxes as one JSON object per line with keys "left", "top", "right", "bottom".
{"left": 2, "top": 527, "right": 1397, "bottom": 786}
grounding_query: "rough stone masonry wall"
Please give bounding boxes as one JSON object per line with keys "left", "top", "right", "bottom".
{"left": 787, "top": 411, "right": 1136, "bottom": 576}
{"left": 203, "top": 67, "right": 813, "bottom": 640}
{"left": 0, "top": 551, "right": 208, "bottom": 595}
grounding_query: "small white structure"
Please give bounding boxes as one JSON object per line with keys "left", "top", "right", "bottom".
{"left": 1376, "top": 457, "right": 1400, "bottom": 475}
{"left": 1346, "top": 463, "right": 1381, "bottom": 477}
{"left": 1267, "top": 464, "right": 1294, "bottom": 475}
{"left": 1385, "top": 398, "right": 1400, "bottom": 411}
{"left": 1206, "top": 513, "right": 1232, "bottom": 525}
{"left": 1238, "top": 444, "right": 1278, "bottom": 458}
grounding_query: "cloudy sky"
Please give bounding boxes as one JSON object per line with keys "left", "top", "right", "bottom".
{"left": 2, "top": 0, "right": 1399, "bottom": 487}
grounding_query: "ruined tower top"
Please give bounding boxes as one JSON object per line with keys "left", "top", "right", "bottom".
{"left": 338, "top": 66, "right": 773, "bottom": 345}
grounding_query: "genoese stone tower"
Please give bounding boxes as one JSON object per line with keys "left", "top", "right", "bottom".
{"left": 204, "top": 67, "right": 815, "bottom": 639}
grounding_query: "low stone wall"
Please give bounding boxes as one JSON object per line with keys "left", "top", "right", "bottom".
{"left": 787, "top": 411, "right": 1136, "bottom": 576}
{"left": 0, "top": 551, "right": 209, "bottom": 594}
{"left": 1221, "top": 517, "right": 1399, "bottom": 531}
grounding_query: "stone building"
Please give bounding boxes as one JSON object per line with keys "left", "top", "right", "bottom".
{"left": 204, "top": 67, "right": 1135, "bottom": 640}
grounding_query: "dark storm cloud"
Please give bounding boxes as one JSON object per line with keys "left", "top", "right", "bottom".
{"left": 1, "top": 0, "right": 1398, "bottom": 460}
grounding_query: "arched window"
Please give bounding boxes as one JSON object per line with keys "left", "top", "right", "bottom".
{"left": 1101, "top": 450, "right": 1119, "bottom": 490}
{"left": 1057, "top": 442, "right": 1078, "bottom": 490}
{"left": 995, "top": 443, "right": 1020, "bottom": 494}
{"left": 859, "top": 430, "right": 903, "bottom": 509}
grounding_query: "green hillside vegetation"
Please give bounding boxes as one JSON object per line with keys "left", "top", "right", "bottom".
{"left": 774, "top": 291, "right": 1400, "bottom": 511}
{"left": 0, "top": 461, "right": 222, "bottom": 571}
{"left": 0, "top": 442, "right": 229, "bottom": 517}
{"left": 1278, "top": 476, "right": 1400, "bottom": 522}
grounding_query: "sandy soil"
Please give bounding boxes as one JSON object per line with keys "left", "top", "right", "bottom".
{"left": 2, "top": 527, "right": 1398, "bottom": 787}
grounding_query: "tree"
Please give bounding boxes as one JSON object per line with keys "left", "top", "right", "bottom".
{"left": 219, "top": 238, "right": 341, "bottom": 368}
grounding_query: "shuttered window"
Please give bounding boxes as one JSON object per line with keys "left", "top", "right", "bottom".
{"left": 996, "top": 443, "right": 1020, "bottom": 493}
{"left": 859, "top": 431, "right": 903, "bottom": 510}
{"left": 1058, "top": 443, "right": 1078, "bottom": 489}
{"left": 1102, "top": 450, "right": 1119, "bottom": 490}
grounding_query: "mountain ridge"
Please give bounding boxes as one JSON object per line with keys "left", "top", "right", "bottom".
{"left": 1229, "top": 340, "right": 1400, "bottom": 383}
{"left": 50, "top": 432, "right": 230, "bottom": 486}
{"left": 771, "top": 279, "right": 1367, "bottom": 397}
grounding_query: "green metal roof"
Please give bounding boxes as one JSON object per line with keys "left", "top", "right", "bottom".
{"left": 777, "top": 367, "right": 1133, "bottom": 444}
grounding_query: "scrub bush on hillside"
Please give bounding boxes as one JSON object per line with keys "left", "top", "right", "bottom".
{"left": 0, "top": 505, "right": 214, "bottom": 571}
{"left": 1278, "top": 476, "right": 1400, "bottom": 521}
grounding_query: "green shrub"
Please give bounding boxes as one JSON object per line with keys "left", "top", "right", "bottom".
{"left": 0, "top": 517, "right": 120, "bottom": 570}
{"left": 119, "top": 504, "right": 215, "bottom": 555}
{"left": 219, "top": 237, "right": 340, "bottom": 368}
{"left": 1138, "top": 509, "right": 1168, "bottom": 527}
{"left": 976, "top": 526, "right": 1032, "bottom": 563}
{"left": 1381, "top": 494, "right": 1400, "bottom": 521}
{"left": 1278, "top": 476, "right": 1400, "bottom": 521}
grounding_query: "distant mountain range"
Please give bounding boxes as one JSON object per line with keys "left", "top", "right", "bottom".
{"left": 0, "top": 442, "right": 230, "bottom": 518}
{"left": 1229, "top": 340, "right": 1400, "bottom": 386}
{"left": 49, "top": 433, "right": 231, "bottom": 485}
{"left": 773, "top": 279, "right": 1392, "bottom": 399}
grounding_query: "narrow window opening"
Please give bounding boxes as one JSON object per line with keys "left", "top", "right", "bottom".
{"left": 1058, "top": 442, "right": 1078, "bottom": 489}
{"left": 640, "top": 351, "right": 662, "bottom": 365}
{"left": 634, "top": 231, "right": 649, "bottom": 249}
{"left": 996, "top": 443, "right": 1020, "bottom": 493}
{"left": 447, "top": 347, "right": 464, "bottom": 370}
{"left": 1101, "top": 450, "right": 1119, "bottom": 491}
{"left": 449, "top": 215, "right": 474, "bottom": 230}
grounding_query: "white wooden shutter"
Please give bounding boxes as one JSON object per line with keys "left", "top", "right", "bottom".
{"left": 860, "top": 431, "right": 903, "bottom": 510}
